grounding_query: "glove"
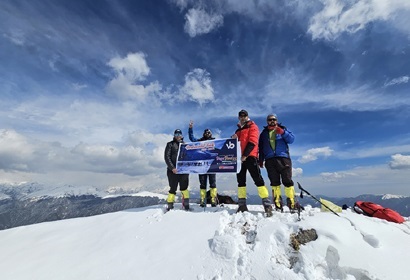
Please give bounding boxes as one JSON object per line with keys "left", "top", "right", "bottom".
{"left": 275, "top": 126, "right": 284, "bottom": 135}
{"left": 259, "top": 161, "right": 264, "bottom": 168}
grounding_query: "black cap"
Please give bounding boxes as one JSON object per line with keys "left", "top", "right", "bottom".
{"left": 238, "top": 109, "right": 248, "bottom": 117}
{"left": 174, "top": 129, "right": 183, "bottom": 136}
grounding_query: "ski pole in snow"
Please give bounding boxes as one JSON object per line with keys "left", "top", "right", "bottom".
{"left": 297, "top": 182, "right": 340, "bottom": 217}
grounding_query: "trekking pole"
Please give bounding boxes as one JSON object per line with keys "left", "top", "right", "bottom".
{"left": 297, "top": 182, "right": 340, "bottom": 217}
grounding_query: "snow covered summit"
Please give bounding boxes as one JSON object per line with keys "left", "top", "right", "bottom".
{"left": 0, "top": 203, "right": 409, "bottom": 280}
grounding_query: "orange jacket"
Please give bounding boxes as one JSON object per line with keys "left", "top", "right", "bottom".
{"left": 235, "top": 120, "right": 259, "bottom": 158}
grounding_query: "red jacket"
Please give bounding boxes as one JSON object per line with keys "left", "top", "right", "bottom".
{"left": 235, "top": 120, "right": 259, "bottom": 158}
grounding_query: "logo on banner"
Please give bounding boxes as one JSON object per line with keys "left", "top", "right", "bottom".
{"left": 226, "top": 141, "right": 235, "bottom": 149}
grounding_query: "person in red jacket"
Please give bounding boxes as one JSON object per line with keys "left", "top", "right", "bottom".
{"left": 231, "top": 110, "right": 273, "bottom": 216}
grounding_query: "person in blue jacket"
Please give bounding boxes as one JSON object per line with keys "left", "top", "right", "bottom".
{"left": 188, "top": 120, "right": 218, "bottom": 207}
{"left": 259, "top": 114, "right": 297, "bottom": 211}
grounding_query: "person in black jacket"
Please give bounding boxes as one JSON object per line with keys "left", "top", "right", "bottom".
{"left": 164, "top": 129, "right": 190, "bottom": 211}
{"left": 188, "top": 120, "right": 217, "bottom": 207}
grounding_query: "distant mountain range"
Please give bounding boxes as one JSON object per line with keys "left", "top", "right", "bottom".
{"left": 0, "top": 182, "right": 408, "bottom": 230}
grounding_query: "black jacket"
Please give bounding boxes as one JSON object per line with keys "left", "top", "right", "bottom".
{"left": 164, "top": 138, "right": 183, "bottom": 171}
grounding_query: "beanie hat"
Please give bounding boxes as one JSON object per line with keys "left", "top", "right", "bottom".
{"left": 238, "top": 109, "right": 248, "bottom": 117}
{"left": 267, "top": 114, "right": 277, "bottom": 120}
{"left": 174, "top": 129, "right": 183, "bottom": 136}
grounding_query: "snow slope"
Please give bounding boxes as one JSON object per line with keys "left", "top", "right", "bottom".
{"left": 0, "top": 203, "right": 409, "bottom": 280}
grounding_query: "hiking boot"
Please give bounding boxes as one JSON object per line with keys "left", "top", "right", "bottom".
{"left": 184, "top": 198, "right": 190, "bottom": 210}
{"left": 199, "top": 200, "right": 206, "bottom": 207}
{"left": 274, "top": 200, "right": 283, "bottom": 212}
{"left": 167, "top": 202, "right": 174, "bottom": 211}
{"left": 264, "top": 205, "right": 273, "bottom": 217}
{"left": 236, "top": 205, "right": 249, "bottom": 213}
{"left": 211, "top": 196, "right": 217, "bottom": 207}
{"left": 287, "top": 198, "right": 298, "bottom": 213}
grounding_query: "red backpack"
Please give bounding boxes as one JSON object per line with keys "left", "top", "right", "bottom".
{"left": 354, "top": 201, "right": 405, "bottom": 224}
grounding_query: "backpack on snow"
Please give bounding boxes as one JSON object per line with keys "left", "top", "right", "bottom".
{"left": 353, "top": 201, "right": 405, "bottom": 224}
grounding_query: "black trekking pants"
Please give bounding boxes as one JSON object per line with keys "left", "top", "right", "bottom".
{"left": 236, "top": 156, "right": 265, "bottom": 187}
{"left": 265, "top": 157, "right": 294, "bottom": 187}
{"left": 199, "top": 174, "right": 216, "bottom": 189}
{"left": 167, "top": 169, "right": 189, "bottom": 194}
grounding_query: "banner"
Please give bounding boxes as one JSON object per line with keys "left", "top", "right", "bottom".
{"left": 176, "top": 138, "right": 241, "bottom": 174}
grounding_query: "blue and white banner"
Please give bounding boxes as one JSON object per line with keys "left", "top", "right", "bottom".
{"left": 176, "top": 138, "right": 241, "bottom": 174}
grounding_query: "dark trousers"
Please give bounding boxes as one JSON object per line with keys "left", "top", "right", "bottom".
{"left": 236, "top": 156, "right": 265, "bottom": 187}
{"left": 265, "top": 157, "right": 294, "bottom": 187}
{"left": 199, "top": 174, "right": 216, "bottom": 189}
{"left": 167, "top": 169, "right": 189, "bottom": 194}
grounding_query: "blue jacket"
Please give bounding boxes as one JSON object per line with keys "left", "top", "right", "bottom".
{"left": 259, "top": 124, "right": 295, "bottom": 162}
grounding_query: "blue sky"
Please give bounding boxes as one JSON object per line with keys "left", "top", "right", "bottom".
{"left": 1, "top": 0, "right": 410, "bottom": 197}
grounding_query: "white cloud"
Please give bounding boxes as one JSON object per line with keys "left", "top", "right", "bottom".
{"left": 293, "top": 167, "right": 303, "bottom": 177}
{"left": 320, "top": 171, "right": 358, "bottom": 182}
{"left": 0, "top": 130, "right": 34, "bottom": 171}
{"left": 384, "top": 76, "right": 410, "bottom": 87}
{"left": 179, "top": 68, "right": 215, "bottom": 105}
{"left": 389, "top": 154, "right": 410, "bottom": 170}
{"left": 3, "top": 29, "right": 26, "bottom": 45}
{"left": 298, "top": 146, "right": 333, "bottom": 163}
{"left": 106, "top": 52, "right": 161, "bottom": 100}
{"left": 72, "top": 83, "right": 88, "bottom": 91}
{"left": 308, "top": 0, "right": 410, "bottom": 40}
{"left": 262, "top": 71, "right": 410, "bottom": 111}
{"left": 184, "top": 8, "right": 223, "bottom": 37}
{"left": 0, "top": 129, "right": 170, "bottom": 180}
{"left": 171, "top": 0, "right": 190, "bottom": 10}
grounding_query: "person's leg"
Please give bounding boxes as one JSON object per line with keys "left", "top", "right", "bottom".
{"left": 246, "top": 157, "right": 272, "bottom": 216}
{"left": 199, "top": 174, "right": 207, "bottom": 206}
{"left": 209, "top": 174, "right": 217, "bottom": 206}
{"left": 279, "top": 158, "right": 296, "bottom": 209}
{"left": 179, "top": 174, "right": 190, "bottom": 210}
{"left": 166, "top": 169, "right": 178, "bottom": 210}
{"left": 236, "top": 163, "right": 248, "bottom": 212}
{"left": 265, "top": 158, "right": 282, "bottom": 209}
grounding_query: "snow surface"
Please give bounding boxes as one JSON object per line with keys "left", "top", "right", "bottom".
{"left": 0, "top": 202, "right": 409, "bottom": 280}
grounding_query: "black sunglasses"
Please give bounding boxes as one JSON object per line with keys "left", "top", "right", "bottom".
{"left": 267, "top": 118, "right": 277, "bottom": 121}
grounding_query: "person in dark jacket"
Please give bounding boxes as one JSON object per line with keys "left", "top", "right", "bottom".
{"left": 164, "top": 129, "right": 190, "bottom": 211}
{"left": 188, "top": 120, "right": 217, "bottom": 207}
{"left": 231, "top": 110, "right": 273, "bottom": 216}
{"left": 259, "top": 114, "right": 297, "bottom": 211}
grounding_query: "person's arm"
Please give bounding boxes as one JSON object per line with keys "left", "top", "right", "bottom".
{"left": 188, "top": 120, "right": 198, "bottom": 142}
{"left": 164, "top": 142, "right": 175, "bottom": 170}
{"left": 279, "top": 125, "right": 295, "bottom": 144}
{"left": 242, "top": 123, "right": 259, "bottom": 157}
{"left": 258, "top": 132, "right": 265, "bottom": 167}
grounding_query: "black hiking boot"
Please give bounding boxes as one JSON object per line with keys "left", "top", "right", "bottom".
{"left": 236, "top": 205, "right": 249, "bottom": 213}
{"left": 199, "top": 200, "right": 206, "bottom": 207}
{"left": 287, "top": 198, "right": 299, "bottom": 213}
{"left": 274, "top": 201, "right": 283, "bottom": 212}
{"left": 167, "top": 203, "right": 174, "bottom": 211}
{"left": 264, "top": 205, "right": 273, "bottom": 217}
{"left": 184, "top": 199, "right": 190, "bottom": 211}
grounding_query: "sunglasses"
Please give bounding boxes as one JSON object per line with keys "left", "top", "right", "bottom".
{"left": 267, "top": 118, "right": 277, "bottom": 121}
{"left": 239, "top": 115, "right": 247, "bottom": 118}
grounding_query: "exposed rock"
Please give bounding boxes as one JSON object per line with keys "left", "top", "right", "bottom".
{"left": 290, "top": 228, "right": 318, "bottom": 251}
